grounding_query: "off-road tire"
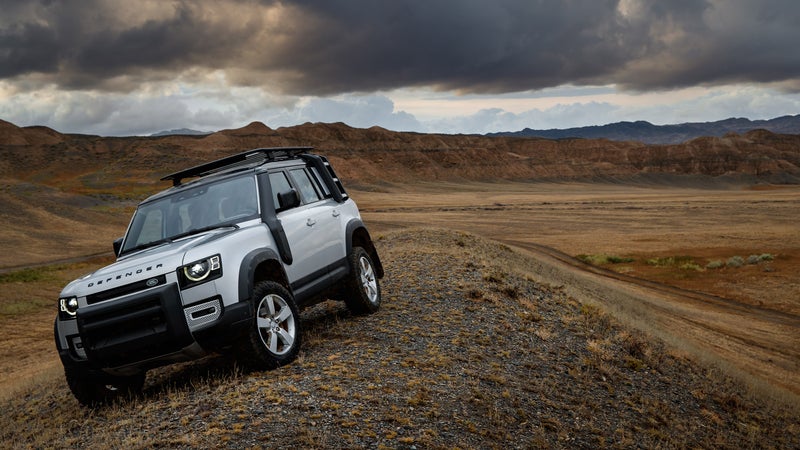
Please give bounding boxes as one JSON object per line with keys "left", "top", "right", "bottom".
{"left": 242, "top": 281, "right": 302, "bottom": 370}
{"left": 65, "top": 367, "right": 145, "bottom": 407}
{"left": 344, "top": 247, "right": 382, "bottom": 315}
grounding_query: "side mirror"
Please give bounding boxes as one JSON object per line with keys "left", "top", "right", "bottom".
{"left": 277, "top": 189, "right": 301, "bottom": 211}
{"left": 113, "top": 237, "right": 123, "bottom": 256}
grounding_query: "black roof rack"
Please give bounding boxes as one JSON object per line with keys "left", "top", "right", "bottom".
{"left": 162, "top": 147, "right": 313, "bottom": 186}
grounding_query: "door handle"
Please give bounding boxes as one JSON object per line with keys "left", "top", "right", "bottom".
{"left": 306, "top": 218, "right": 316, "bottom": 227}
{"left": 332, "top": 209, "right": 340, "bottom": 217}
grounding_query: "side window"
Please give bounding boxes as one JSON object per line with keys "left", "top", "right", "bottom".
{"left": 309, "top": 166, "right": 331, "bottom": 198}
{"left": 269, "top": 172, "right": 293, "bottom": 211}
{"left": 289, "top": 168, "right": 321, "bottom": 204}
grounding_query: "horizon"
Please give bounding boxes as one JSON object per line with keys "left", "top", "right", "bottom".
{"left": 4, "top": 113, "right": 798, "bottom": 140}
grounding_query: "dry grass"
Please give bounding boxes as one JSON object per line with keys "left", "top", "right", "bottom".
{"left": 1, "top": 174, "right": 799, "bottom": 447}
{"left": 2, "top": 229, "right": 798, "bottom": 448}
{"left": 357, "top": 182, "right": 800, "bottom": 314}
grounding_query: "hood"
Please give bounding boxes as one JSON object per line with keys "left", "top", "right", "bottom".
{"left": 60, "top": 229, "right": 231, "bottom": 298}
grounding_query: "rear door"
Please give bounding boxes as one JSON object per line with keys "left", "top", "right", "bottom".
{"left": 287, "top": 166, "right": 344, "bottom": 270}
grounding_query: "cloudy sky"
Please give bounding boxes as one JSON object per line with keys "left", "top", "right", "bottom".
{"left": 1, "top": 0, "right": 799, "bottom": 136}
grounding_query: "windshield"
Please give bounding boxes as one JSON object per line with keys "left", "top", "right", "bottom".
{"left": 121, "top": 174, "right": 259, "bottom": 254}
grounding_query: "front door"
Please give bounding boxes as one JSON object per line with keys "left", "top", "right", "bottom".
{"left": 268, "top": 168, "right": 344, "bottom": 300}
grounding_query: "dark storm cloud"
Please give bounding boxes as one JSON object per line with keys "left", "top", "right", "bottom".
{"left": 0, "top": 21, "right": 61, "bottom": 77}
{"left": 0, "top": 0, "right": 263, "bottom": 89}
{"left": 2, "top": 0, "right": 799, "bottom": 94}
{"left": 259, "top": 0, "right": 650, "bottom": 93}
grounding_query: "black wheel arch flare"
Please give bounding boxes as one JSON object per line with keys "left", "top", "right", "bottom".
{"left": 345, "top": 219, "right": 385, "bottom": 279}
{"left": 237, "top": 248, "right": 289, "bottom": 305}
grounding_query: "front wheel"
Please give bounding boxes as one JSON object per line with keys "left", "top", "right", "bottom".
{"left": 344, "top": 247, "right": 382, "bottom": 315}
{"left": 64, "top": 367, "right": 145, "bottom": 407}
{"left": 241, "top": 281, "right": 302, "bottom": 370}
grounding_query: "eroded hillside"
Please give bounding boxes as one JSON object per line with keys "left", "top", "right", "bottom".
{"left": 3, "top": 119, "right": 800, "bottom": 186}
{"left": 1, "top": 118, "right": 799, "bottom": 267}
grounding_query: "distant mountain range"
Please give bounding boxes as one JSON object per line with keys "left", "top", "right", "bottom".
{"left": 149, "top": 116, "right": 800, "bottom": 143}
{"left": 488, "top": 115, "right": 800, "bottom": 144}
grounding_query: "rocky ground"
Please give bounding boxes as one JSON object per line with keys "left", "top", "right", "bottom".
{"left": 2, "top": 229, "right": 798, "bottom": 448}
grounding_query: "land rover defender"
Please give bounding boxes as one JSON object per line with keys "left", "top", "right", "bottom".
{"left": 54, "top": 147, "right": 383, "bottom": 406}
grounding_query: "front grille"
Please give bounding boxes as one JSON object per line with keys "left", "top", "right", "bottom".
{"left": 86, "top": 275, "right": 167, "bottom": 305}
{"left": 77, "top": 283, "right": 192, "bottom": 368}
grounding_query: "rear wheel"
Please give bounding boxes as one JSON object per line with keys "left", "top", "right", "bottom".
{"left": 241, "top": 281, "right": 302, "bottom": 370}
{"left": 64, "top": 367, "right": 145, "bottom": 407}
{"left": 344, "top": 247, "right": 382, "bottom": 314}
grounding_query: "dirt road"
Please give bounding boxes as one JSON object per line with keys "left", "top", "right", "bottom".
{"left": 498, "top": 239, "right": 800, "bottom": 401}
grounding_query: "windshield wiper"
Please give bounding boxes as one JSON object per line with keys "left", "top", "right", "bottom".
{"left": 121, "top": 238, "right": 172, "bottom": 256}
{"left": 168, "top": 224, "right": 239, "bottom": 242}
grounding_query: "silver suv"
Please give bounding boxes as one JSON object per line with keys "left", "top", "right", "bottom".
{"left": 54, "top": 147, "right": 384, "bottom": 406}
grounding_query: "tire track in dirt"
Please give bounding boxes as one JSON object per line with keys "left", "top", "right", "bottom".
{"left": 499, "top": 238, "right": 800, "bottom": 401}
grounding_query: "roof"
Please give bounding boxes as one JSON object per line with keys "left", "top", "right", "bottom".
{"left": 161, "top": 147, "right": 313, "bottom": 186}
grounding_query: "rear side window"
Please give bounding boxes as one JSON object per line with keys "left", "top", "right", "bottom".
{"left": 309, "top": 167, "right": 331, "bottom": 198}
{"left": 289, "top": 168, "right": 321, "bottom": 204}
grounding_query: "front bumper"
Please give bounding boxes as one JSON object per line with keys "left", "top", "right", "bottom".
{"left": 55, "top": 283, "right": 252, "bottom": 373}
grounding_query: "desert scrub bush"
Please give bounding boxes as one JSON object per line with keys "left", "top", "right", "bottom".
{"left": 500, "top": 285, "right": 521, "bottom": 299}
{"left": 576, "top": 254, "right": 634, "bottom": 265}
{"left": 707, "top": 254, "right": 772, "bottom": 270}
{"left": 466, "top": 287, "right": 485, "bottom": 301}
{"left": 578, "top": 303, "right": 613, "bottom": 334}
{"left": 482, "top": 269, "right": 507, "bottom": 284}
{"left": 579, "top": 303, "right": 602, "bottom": 318}
{"left": 679, "top": 263, "right": 704, "bottom": 272}
{"left": 646, "top": 255, "right": 703, "bottom": 271}
{"left": 624, "top": 356, "right": 647, "bottom": 371}
{"left": 726, "top": 256, "right": 745, "bottom": 268}
{"left": 646, "top": 255, "right": 694, "bottom": 267}
{"left": 747, "top": 254, "right": 773, "bottom": 264}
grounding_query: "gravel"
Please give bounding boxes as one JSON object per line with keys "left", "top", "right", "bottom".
{"left": 3, "top": 229, "right": 798, "bottom": 449}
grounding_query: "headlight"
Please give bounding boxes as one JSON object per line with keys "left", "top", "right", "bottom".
{"left": 59, "top": 297, "right": 79, "bottom": 318}
{"left": 179, "top": 255, "right": 222, "bottom": 288}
